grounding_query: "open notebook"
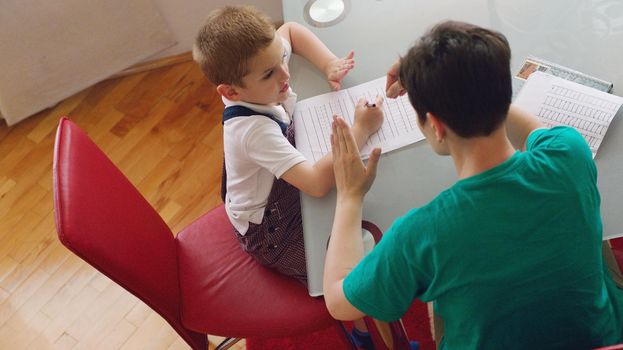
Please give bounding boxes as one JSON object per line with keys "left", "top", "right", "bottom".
{"left": 293, "top": 77, "right": 424, "bottom": 162}
{"left": 515, "top": 71, "right": 623, "bottom": 158}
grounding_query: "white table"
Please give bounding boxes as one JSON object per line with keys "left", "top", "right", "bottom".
{"left": 283, "top": 0, "right": 623, "bottom": 296}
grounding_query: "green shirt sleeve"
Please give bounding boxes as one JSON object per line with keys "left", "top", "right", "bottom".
{"left": 526, "top": 126, "right": 596, "bottom": 183}
{"left": 343, "top": 209, "right": 432, "bottom": 322}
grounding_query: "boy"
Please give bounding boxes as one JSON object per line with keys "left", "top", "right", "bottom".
{"left": 325, "top": 20, "right": 623, "bottom": 349}
{"left": 192, "top": 5, "right": 384, "bottom": 285}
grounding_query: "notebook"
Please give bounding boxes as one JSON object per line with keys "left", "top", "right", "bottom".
{"left": 512, "top": 56, "right": 614, "bottom": 101}
{"left": 514, "top": 71, "right": 623, "bottom": 158}
{"left": 293, "top": 77, "right": 425, "bottom": 163}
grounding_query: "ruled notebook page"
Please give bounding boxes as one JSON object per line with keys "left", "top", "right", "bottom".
{"left": 515, "top": 72, "right": 623, "bottom": 158}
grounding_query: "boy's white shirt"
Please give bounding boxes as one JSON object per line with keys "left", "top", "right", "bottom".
{"left": 222, "top": 37, "right": 306, "bottom": 234}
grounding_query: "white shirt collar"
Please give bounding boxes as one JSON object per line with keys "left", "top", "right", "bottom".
{"left": 222, "top": 92, "right": 296, "bottom": 124}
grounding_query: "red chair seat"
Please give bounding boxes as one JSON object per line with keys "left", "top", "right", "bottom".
{"left": 177, "top": 204, "right": 336, "bottom": 338}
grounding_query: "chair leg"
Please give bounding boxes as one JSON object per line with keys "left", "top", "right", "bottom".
{"left": 337, "top": 321, "right": 358, "bottom": 349}
{"left": 214, "top": 337, "right": 241, "bottom": 350}
{"left": 364, "top": 317, "right": 412, "bottom": 350}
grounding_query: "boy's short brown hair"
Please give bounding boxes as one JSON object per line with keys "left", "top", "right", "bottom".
{"left": 193, "top": 5, "right": 276, "bottom": 87}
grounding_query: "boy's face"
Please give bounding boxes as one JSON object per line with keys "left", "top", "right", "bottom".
{"left": 233, "top": 36, "right": 290, "bottom": 105}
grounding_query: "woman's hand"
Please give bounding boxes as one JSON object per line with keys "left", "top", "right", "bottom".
{"left": 385, "top": 59, "right": 406, "bottom": 98}
{"left": 325, "top": 51, "right": 355, "bottom": 91}
{"left": 331, "top": 116, "right": 381, "bottom": 201}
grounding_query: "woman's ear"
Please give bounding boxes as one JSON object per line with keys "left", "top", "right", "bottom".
{"left": 217, "top": 84, "right": 241, "bottom": 101}
{"left": 426, "top": 112, "right": 446, "bottom": 143}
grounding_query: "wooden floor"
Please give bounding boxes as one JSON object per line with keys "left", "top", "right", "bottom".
{"left": 0, "top": 61, "right": 246, "bottom": 349}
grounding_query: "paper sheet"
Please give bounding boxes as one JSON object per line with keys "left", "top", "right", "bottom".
{"left": 515, "top": 72, "right": 623, "bottom": 158}
{"left": 293, "top": 77, "right": 424, "bottom": 162}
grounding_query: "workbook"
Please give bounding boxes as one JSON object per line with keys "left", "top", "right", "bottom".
{"left": 514, "top": 71, "right": 623, "bottom": 158}
{"left": 293, "top": 77, "right": 424, "bottom": 162}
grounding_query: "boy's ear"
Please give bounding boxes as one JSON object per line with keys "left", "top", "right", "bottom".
{"left": 216, "top": 84, "right": 241, "bottom": 101}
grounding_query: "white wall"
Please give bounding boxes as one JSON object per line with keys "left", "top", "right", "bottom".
{"left": 150, "top": 0, "right": 283, "bottom": 59}
{"left": 0, "top": 0, "right": 177, "bottom": 126}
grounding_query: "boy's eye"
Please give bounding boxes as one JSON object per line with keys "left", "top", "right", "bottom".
{"left": 263, "top": 71, "right": 273, "bottom": 79}
{"left": 282, "top": 51, "right": 287, "bottom": 61}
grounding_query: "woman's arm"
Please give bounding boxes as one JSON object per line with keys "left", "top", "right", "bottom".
{"left": 505, "top": 104, "right": 545, "bottom": 151}
{"left": 323, "top": 116, "right": 380, "bottom": 320}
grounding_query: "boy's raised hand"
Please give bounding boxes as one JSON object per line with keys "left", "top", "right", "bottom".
{"left": 353, "top": 95, "right": 384, "bottom": 137}
{"left": 325, "top": 51, "right": 355, "bottom": 91}
{"left": 331, "top": 116, "right": 381, "bottom": 200}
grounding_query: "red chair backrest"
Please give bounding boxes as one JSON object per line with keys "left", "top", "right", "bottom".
{"left": 52, "top": 118, "right": 205, "bottom": 349}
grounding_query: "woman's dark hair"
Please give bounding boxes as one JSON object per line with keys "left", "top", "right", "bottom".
{"left": 399, "top": 21, "right": 512, "bottom": 137}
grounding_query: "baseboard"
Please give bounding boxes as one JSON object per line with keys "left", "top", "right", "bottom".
{"left": 109, "top": 51, "right": 193, "bottom": 79}
{"left": 108, "top": 19, "right": 283, "bottom": 80}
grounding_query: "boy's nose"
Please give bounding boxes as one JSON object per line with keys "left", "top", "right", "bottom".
{"left": 279, "top": 64, "right": 290, "bottom": 80}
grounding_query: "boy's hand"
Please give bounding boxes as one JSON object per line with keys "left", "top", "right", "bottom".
{"left": 385, "top": 59, "right": 406, "bottom": 98}
{"left": 325, "top": 51, "right": 355, "bottom": 91}
{"left": 353, "top": 96, "right": 384, "bottom": 137}
{"left": 331, "top": 116, "right": 381, "bottom": 200}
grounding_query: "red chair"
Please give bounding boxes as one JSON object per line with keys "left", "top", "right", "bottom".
{"left": 52, "top": 117, "right": 354, "bottom": 349}
{"left": 609, "top": 237, "right": 623, "bottom": 272}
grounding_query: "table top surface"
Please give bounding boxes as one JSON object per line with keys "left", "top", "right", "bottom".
{"left": 283, "top": 0, "right": 623, "bottom": 296}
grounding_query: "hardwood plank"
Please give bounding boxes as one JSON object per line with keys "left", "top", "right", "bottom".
{"left": 0, "top": 227, "right": 55, "bottom": 294}
{"left": 119, "top": 312, "right": 179, "bottom": 350}
{"left": 88, "top": 272, "right": 113, "bottom": 293}
{"left": 37, "top": 239, "right": 72, "bottom": 276}
{"left": 6, "top": 254, "right": 82, "bottom": 332}
{"left": 0, "top": 109, "right": 44, "bottom": 157}
{"left": 39, "top": 263, "right": 98, "bottom": 320}
{"left": 0, "top": 268, "right": 50, "bottom": 326}
{"left": 53, "top": 332, "right": 79, "bottom": 349}
{"left": 0, "top": 311, "right": 52, "bottom": 350}
{"left": 23, "top": 326, "right": 59, "bottom": 350}
{"left": 88, "top": 108, "right": 126, "bottom": 144}
{"left": 0, "top": 120, "right": 9, "bottom": 143}
{"left": 112, "top": 64, "right": 193, "bottom": 136}
{"left": 8, "top": 212, "right": 55, "bottom": 263}
{"left": 26, "top": 88, "right": 91, "bottom": 144}
{"left": 137, "top": 155, "right": 183, "bottom": 205}
{"left": 107, "top": 97, "right": 177, "bottom": 165}
{"left": 159, "top": 200, "right": 183, "bottom": 224}
{"left": 167, "top": 337, "right": 193, "bottom": 350}
{"left": 0, "top": 287, "right": 8, "bottom": 305}
{"left": 66, "top": 283, "right": 135, "bottom": 345}
{"left": 91, "top": 318, "right": 137, "bottom": 350}
{"left": 123, "top": 300, "right": 153, "bottom": 328}
{"left": 39, "top": 284, "right": 101, "bottom": 343}
{"left": 167, "top": 106, "right": 223, "bottom": 161}
{"left": 117, "top": 122, "right": 175, "bottom": 185}
{"left": 66, "top": 73, "right": 147, "bottom": 134}
{"left": 0, "top": 257, "right": 19, "bottom": 288}
{"left": 110, "top": 52, "right": 193, "bottom": 80}
{"left": 31, "top": 191, "right": 53, "bottom": 217}
{"left": 0, "top": 177, "right": 16, "bottom": 199}
{"left": 0, "top": 137, "right": 36, "bottom": 182}
{"left": 0, "top": 183, "right": 47, "bottom": 237}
